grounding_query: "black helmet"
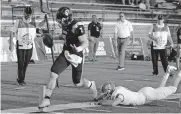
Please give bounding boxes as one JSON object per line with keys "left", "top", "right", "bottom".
{"left": 24, "top": 6, "right": 33, "bottom": 15}
{"left": 56, "top": 7, "right": 71, "bottom": 20}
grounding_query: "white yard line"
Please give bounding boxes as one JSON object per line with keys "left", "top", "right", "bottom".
{"left": 124, "top": 80, "right": 135, "bottom": 81}
{"left": 81, "top": 107, "right": 112, "bottom": 112}
{"left": 1, "top": 102, "right": 100, "bottom": 113}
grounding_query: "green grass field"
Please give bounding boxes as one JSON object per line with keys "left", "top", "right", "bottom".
{"left": 1, "top": 58, "right": 181, "bottom": 113}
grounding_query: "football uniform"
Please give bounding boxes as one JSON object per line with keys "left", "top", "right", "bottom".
{"left": 111, "top": 86, "right": 146, "bottom": 106}
{"left": 110, "top": 86, "right": 177, "bottom": 106}
{"left": 139, "top": 86, "right": 177, "bottom": 102}
{"left": 51, "top": 19, "right": 86, "bottom": 84}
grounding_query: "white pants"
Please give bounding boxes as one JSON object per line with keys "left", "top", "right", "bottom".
{"left": 138, "top": 86, "right": 177, "bottom": 103}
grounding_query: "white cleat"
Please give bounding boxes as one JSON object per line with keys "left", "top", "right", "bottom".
{"left": 90, "top": 81, "right": 98, "bottom": 100}
{"left": 38, "top": 98, "right": 50, "bottom": 110}
{"left": 166, "top": 65, "right": 177, "bottom": 73}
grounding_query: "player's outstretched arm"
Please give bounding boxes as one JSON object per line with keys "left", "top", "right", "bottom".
{"left": 95, "top": 92, "right": 109, "bottom": 101}
{"left": 100, "top": 97, "right": 123, "bottom": 107}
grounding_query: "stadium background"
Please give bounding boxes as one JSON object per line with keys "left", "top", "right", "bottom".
{"left": 0, "top": 0, "right": 181, "bottom": 62}
{"left": 1, "top": 0, "right": 181, "bottom": 113}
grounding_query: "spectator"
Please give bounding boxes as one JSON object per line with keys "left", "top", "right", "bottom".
{"left": 145, "top": 0, "right": 150, "bottom": 9}
{"left": 122, "top": 0, "right": 138, "bottom": 5}
{"left": 88, "top": 15, "right": 102, "bottom": 62}
{"left": 154, "top": 0, "right": 166, "bottom": 8}
{"left": 114, "top": 12, "right": 134, "bottom": 71}
{"left": 175, "top": 1, "right": 181, "bottom": 13}
{"left": 139, "top": 0, "right": 146, "bottom": 10}
{"left": 148, "top": 15, "right": 174, "bottom": 76}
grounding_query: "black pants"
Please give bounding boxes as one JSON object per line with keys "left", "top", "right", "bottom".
{"left": 151, "top": 46, "right": 168, "bottom": 75}
{"left": 51, "top": 51, "right": 83, "bottom": 84}
{"left": 16, "top": 45, "right": 33, "bottom": 83}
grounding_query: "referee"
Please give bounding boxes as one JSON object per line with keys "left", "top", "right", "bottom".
{"left": 88, "top": 15, "right": 102, "bottom": 62}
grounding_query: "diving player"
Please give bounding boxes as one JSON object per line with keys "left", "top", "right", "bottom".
{"left": 95, "top": 65, "right": 181, "bottom": 106}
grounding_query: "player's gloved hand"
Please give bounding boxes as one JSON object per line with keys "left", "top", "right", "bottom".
{"left": 70, "top": 44, "right": 83, "bottom": 53}
{"left": 89, "top": 102, "right": 102, "bottom": 106}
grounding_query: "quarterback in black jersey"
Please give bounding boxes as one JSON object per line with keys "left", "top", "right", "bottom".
{"left": 38, "top": 7, "right": 98, "bottom": 109}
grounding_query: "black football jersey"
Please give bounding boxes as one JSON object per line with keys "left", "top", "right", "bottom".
{"left": 62, "top": 19, "right": 86, "bottom": 53}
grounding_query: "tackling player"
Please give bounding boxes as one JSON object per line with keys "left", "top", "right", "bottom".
{"left": 38, "top": 7, "right": 98, "bottom": 109}
{"left": 95, "top": 65, "right": 181, "bottom": 106}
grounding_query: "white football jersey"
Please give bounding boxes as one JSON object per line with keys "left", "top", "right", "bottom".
{"left": 111, "top": 86, "right": 146, "bottom": 106}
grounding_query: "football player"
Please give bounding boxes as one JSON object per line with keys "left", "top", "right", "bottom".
{"left": 38, "top": 7, "right": 98, "bottom": 109}
{"left": 95, "top": 65, "right": 181, "bottom": 106}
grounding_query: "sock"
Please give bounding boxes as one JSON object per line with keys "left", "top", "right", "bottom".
{"left": 45, "top": 96, "right": 50, "bottom": 99}
{"left": 45, "top": 88, "right": 52, "bottom": 98}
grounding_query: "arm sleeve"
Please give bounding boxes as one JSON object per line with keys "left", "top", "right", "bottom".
{"left": 11, "top": 19, "right": 19, "bottom": 33}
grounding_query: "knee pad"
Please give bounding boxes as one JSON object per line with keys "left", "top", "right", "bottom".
{"left": 50, "top": 72, "right": 58, "bottom": 79}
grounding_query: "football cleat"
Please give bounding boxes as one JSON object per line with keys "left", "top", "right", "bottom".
{"left": 166, "top": 65, "right": 177, "bottom": 73}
